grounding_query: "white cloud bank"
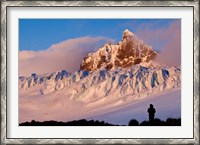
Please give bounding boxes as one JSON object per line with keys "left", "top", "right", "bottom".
{"left": 19, "top": 36, "right": 112, "bottom": 77}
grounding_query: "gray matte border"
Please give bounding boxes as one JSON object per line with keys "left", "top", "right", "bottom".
{"left": 0, "top": 0, "right": 199, "bottom": 144}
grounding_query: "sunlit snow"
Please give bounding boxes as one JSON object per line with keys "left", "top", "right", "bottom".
{"left": 19, "top": 64, "right": 181, "bottom": 125}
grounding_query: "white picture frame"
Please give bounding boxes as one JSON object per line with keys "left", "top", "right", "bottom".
{"left": 1, "top": 0, "right": 199, "bottom": 144}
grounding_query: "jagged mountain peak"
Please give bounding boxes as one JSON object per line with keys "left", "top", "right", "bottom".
{"left": 80, "top": 29, "right": 157, "bottom": 71}
{"left": 122, "top": 29, "right": 134, "bottom": 42}
{"left": 123, "top": 29, "right": 134, "bottom": 36}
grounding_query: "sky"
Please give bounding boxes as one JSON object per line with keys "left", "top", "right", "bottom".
{"left": 19, "top": 19, "right": 181, "bottom": 76}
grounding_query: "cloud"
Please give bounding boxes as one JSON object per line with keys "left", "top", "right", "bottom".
{"left": 135, "top": 20, "right": 181, "bottom": 66}
{"left": 19, "top": 36, "right": 112, "bottom": 76}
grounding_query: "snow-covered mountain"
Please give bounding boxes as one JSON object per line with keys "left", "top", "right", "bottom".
{"left": 19, "top": 29, "right": 181, "bottom": 124}
{"left": 19, "top": 65, "right": 181, "bottom": 101}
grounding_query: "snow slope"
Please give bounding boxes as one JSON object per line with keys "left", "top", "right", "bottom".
{"left": 86, "top": 88, "right": 181, "bottom": 125}
{"left": 19, "top": 65, "right": 181, "bottom": 124}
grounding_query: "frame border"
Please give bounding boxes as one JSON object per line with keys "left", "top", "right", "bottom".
{"left": 1, "top": 0, "right": 199, "bottom": 144}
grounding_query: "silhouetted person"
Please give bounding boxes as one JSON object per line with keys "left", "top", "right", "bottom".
{"left": 147, "top": 104, "right": 156, "bottom": 122}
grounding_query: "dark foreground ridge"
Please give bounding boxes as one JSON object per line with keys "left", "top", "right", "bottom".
{"left": 19, "top": 118, "right": 181, "bottom": 126}
{"left": 19, "top": 119, "right": 118, "bottom": 126}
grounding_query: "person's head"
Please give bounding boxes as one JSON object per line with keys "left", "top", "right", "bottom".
{"left": 150, "top": 104, "right": 153, "bottom": 107}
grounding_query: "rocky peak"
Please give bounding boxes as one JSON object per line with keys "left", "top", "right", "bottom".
{"left": 80, "top": 29, "right": 157, "bottom": 71}
{"left": 122, "top": 29, "right": 134, "bottom": 43}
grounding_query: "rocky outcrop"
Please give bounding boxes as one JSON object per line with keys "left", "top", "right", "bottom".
{"left": 80, "top": 29, "right": 157, "bottom": 71}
